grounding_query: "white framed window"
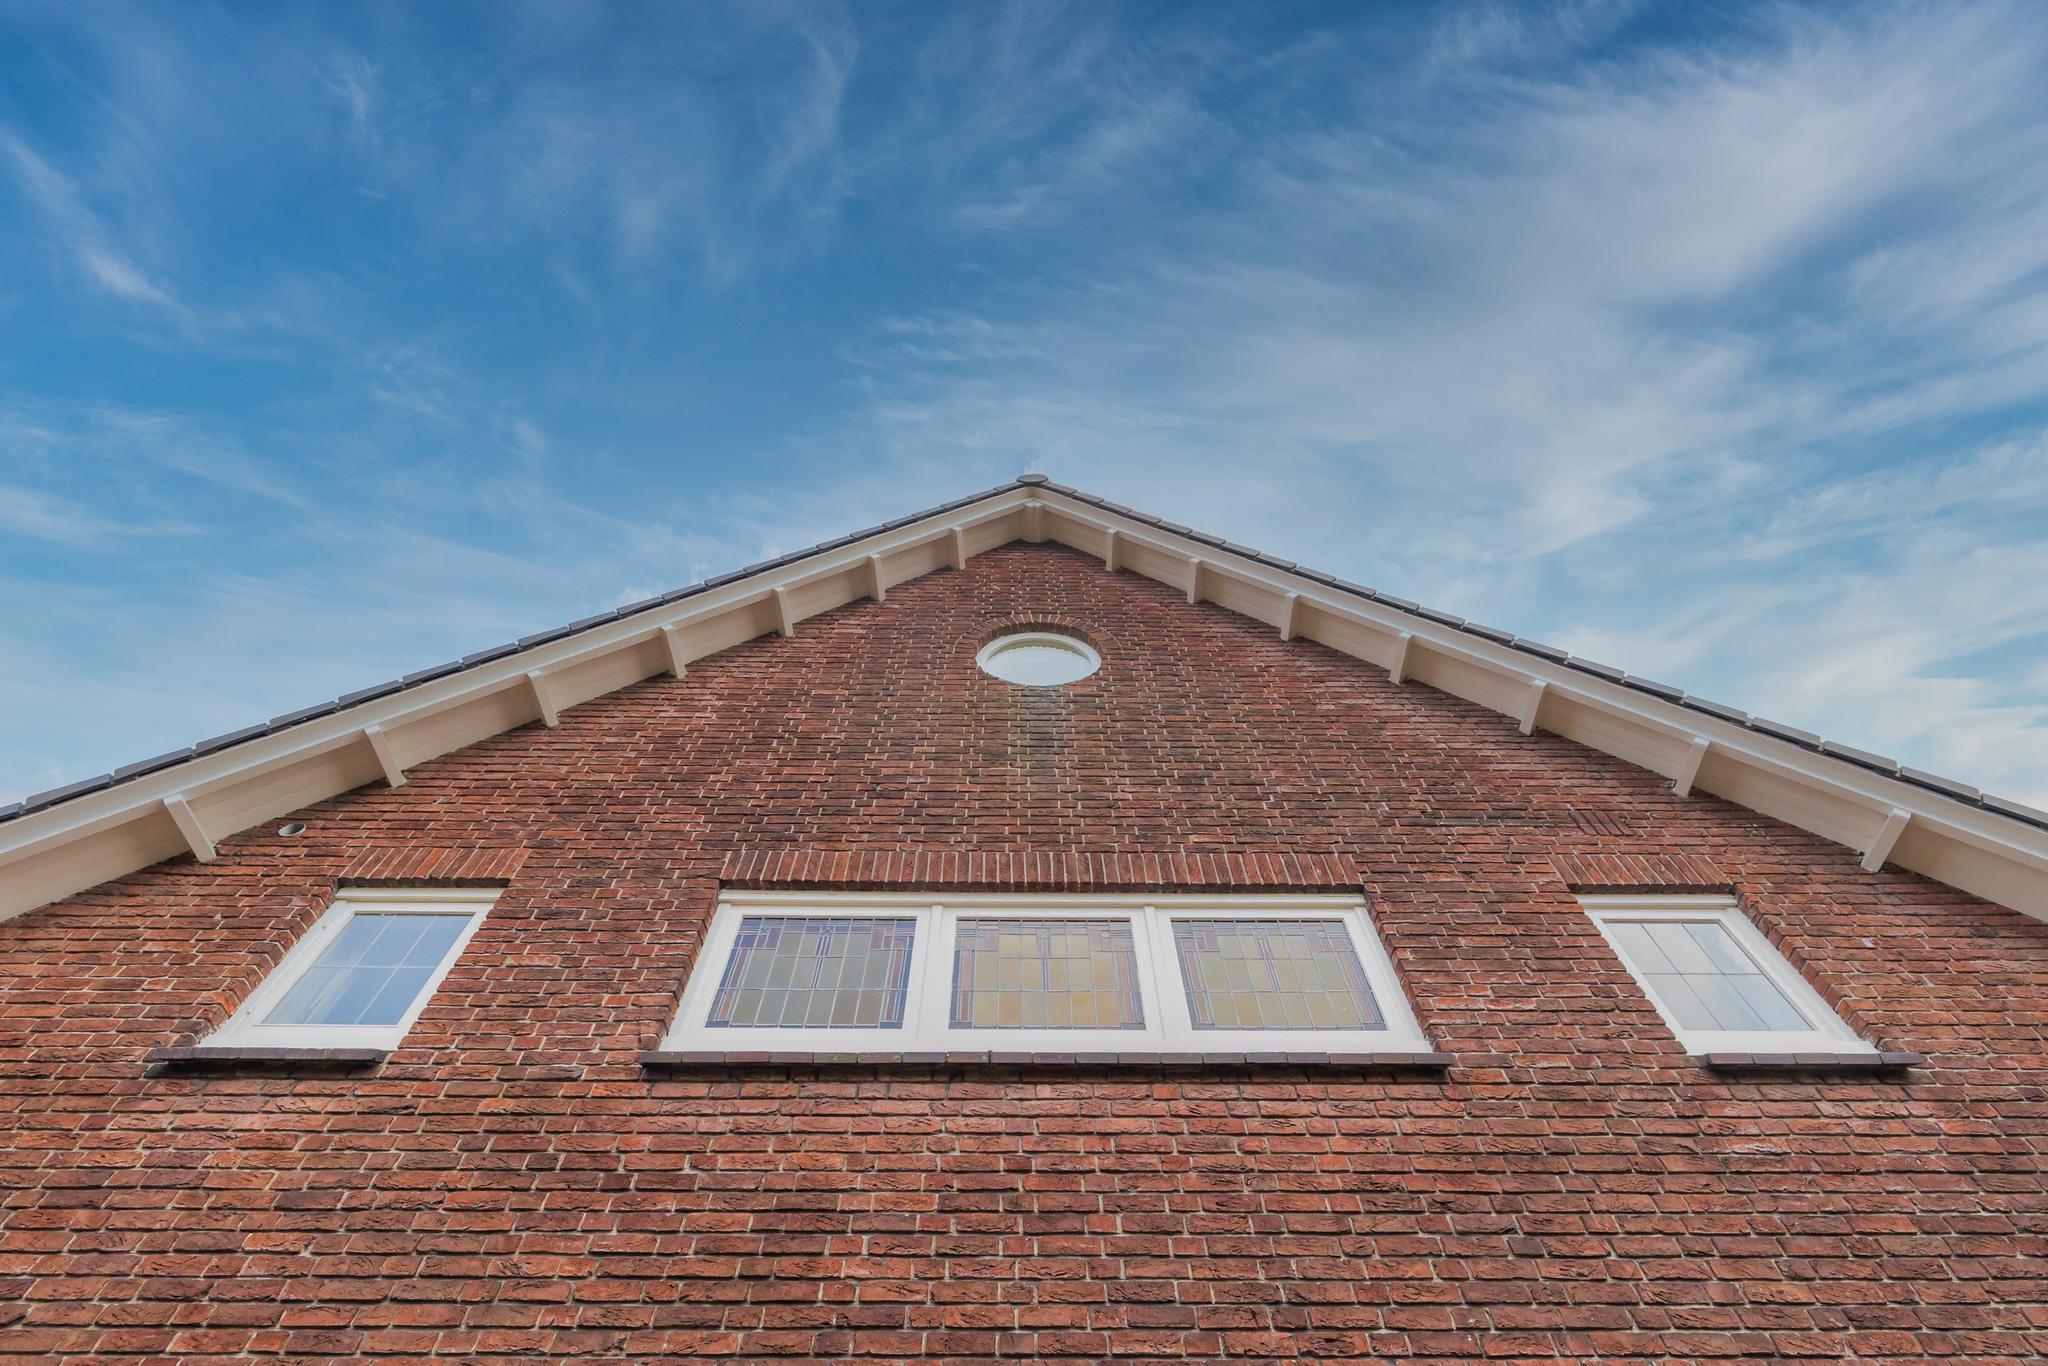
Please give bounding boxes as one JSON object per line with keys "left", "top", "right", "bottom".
{"left": 1581, "top": 895, "right": 1872, "bottom": 1056}
{"left": 203, "top": 887, "right": 498, "bottom": 1051}
{"left": 661, "top": 893, "right": 1431, "bottom": 1054}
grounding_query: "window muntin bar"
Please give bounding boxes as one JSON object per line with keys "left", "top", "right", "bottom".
{"left": 1581, "top": 895, "right": 1872, "bottom": 1055}
{"left": 201, "top": 888, "right": 499, "bottom": 1052}
{"left": 264, "top": 912, "right": 472, "bottom": 1028}
{"left": 662, "top": 895, "right": 1431, "bottom": 1054}
{"left": 706, "top": 916, "right": 915, "bottom": 1029}
{"left": 1172, "top": 918, "right": 1381, "bottom": 1030}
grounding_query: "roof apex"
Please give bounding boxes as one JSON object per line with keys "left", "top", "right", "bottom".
{"left": 2, "top": 475, "right": 2044, "bottom": 924}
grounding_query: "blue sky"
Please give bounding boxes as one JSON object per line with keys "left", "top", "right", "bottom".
{"left": 3, "top": 0, "right": 2047, "bottom": 806}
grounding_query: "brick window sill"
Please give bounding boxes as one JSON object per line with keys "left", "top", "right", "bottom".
{"left": 148, "top": 1045, "right": 391, "bottom": 1070}
{"left": 1699, "top": 1050, "right": 1924, "bottom": 1074}
{"left": 639, "top": 1049, "right": 1459, "bottom": 1070}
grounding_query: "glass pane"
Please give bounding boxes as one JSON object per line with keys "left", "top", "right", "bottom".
{"left": 1173, "top": 919, "right": 1383, "bottom": 1031}
{"left": 1614, "top": 919, "right": 1811, "bottom": 1034}
{"left": 264, "top": 912, "right": 471, "bottom": 1027}
{"left": 951, "top": 919, "right": 1144, "bottom": 1030}
{"left": 706, "top": 917, "right": 914, "bottom": 1029}
{"left": 980, "top": 635, "right": 1097, "bottom": 687}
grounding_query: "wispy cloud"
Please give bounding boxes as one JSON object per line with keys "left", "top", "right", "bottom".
{"left": 0, "top": 0, "right": 2044, "bottom": 812}
{"left": 0, "top": 126, "right": 181, "bottom": 312}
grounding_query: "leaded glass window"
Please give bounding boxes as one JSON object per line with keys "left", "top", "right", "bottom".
{"left": 951, "top": 918, "right": 1144, "bottom": 1029}
{"left": 1172, "top": 919, "right": 1382, "bottom": 1030}
{"left": 661, "top": 896, "right": 1433, "bottom": 1054}
{"left": 706, "top": 916, "right": 915, "bottom": 1029}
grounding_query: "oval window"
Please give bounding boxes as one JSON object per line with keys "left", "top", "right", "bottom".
{"left": 976, "top": 632, "right": 1101, "bottom": 687}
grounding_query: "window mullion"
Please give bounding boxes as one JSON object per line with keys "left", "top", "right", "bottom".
{"left": 1145, "top": 905, "right": 1195, "bottom": 1046}
{"left": 909, "top": 903, "right": 952, "bottom": 1049}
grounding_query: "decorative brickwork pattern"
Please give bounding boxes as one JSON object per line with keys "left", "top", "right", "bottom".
{"left": 722, "top": 846, "right": 1358, "bottom": 891}
{"left": 337, "top": 844, "right": 528, "bottom": 884}
{"left": 1, "top": 543, "right": 2045, "bottom": 1361}
{"left": 1549, "top": 849, "right": 1730, "bottom": 891}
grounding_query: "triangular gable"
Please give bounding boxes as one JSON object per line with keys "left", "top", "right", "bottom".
{"left": 2, "top": 476, "right": 2044, "bottom": 922}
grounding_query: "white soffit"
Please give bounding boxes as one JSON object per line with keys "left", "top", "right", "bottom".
{"left": 1, "top": 480, "right": 2044, "bottom": 925}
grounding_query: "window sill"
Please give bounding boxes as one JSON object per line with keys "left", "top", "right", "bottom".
{"left": 640, "top": 1048, "right": 1457, "bottom": 1070}
{"left": 148, "top": 1045, "right": 391, "bottom": 1070}
{"left": 1699, "top": 1050, "right": 1923, "bottom": 1073}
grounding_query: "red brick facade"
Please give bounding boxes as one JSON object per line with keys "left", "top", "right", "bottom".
{"left": 2, "top": 543, "right": 2045, "bottom": 1362}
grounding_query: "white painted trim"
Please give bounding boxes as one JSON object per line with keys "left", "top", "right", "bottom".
{"left": 1102, "top": 528, "right": 1121, "bottom": 573}
{"left": 720, "top": 890, "right": 1363, "bottom": 908}
{"left": 771, "top": 587, "right": 796, "bottom": 638}
{"left": 1387, "top": 631, "right": 1413, "bottom": 685}
{"left": 865, "top": 554, "right": 887, "bottom": 603}
{"left": 1862, "top": 808, "right": 1911, "bottom": 873}
{"left": 1027, "top": 491, "right": 2047, "bottom": 920}
{"left": 1516, "top": 678, "right": 1547, "bottom": 736}
{"left": 975, "top": 632, "right": 1103, "bottom": 687}
{"left": 527, "top": 671, "right": 559, "bottom": 728}
{"left": 660, "top": 625, "right": 690, "bottom": 678}
{"left": 1186, "top": 557, "right": 1205, "bottom": 605}
{"left": 362, "top": 726, "right": 406, "bottom": 788}
{"left": 201, "top": 887, "right": 499, "bottom": 1052}
{"left": 1672, "top": 736, "right": 1710, "bottom": 798}
{"left": 162, "top": 794, "right": 215, "bottom": 863}
{"left": 661, "top": 893, "right": 1431, "bottom": 1054}
{"left": 3, "top": 479, "right": 2044, "bottom": 927}
{"left": 1279, "top": 592, "right": 1302, "bottom": 643}
{"left": 1580, "top": 895, "right": 1874, "bottom": 1055}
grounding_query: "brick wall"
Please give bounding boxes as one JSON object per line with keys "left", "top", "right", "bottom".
{"left": 1, "top": 543, "right": 2044, "bottom": 1362}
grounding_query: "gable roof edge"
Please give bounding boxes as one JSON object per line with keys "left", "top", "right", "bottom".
{"left": 0, "top": 475, "right": 2042, "bottom": 924}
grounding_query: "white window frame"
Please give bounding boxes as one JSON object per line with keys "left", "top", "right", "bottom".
{"left": 203, "top": 887, "right": 499, "bottom": 1051}
{"left": 1581, "top": 895, "right": 1872, "bottom": 1056}
{"left": 662, "top": 892, "right": 1431, "bottom": 1053}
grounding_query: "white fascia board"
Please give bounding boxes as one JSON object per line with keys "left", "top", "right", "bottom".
{"left": 5, "top": 477, "right": 2044, "bottom": 925}
{"left": 1031, "top": 490, "right": 2048, "bottom": 920}
{"left": 0, "top": 486, "right": 1042, "bottom": 922}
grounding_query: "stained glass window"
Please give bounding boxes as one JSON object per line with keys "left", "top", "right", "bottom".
{"left": 950, "top": 918, "right": 1144, "bottom": 1029}
{"left": 1173, "top": 919, "right": 1383, "bottom": 1030}
{"left": 1603, "top": 919, "right": 1810, "bottom": 1033}
{"left": 706, "top": 916, "right": 915, "bottom": 1029}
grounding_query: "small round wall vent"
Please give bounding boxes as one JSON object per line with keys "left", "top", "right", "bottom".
{"left": 976, "top": 632, "right": 1101, "bottom": 687}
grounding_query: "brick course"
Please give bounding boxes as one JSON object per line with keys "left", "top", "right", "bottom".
{"left": 1, "top": 542, "right": 2045, "bottom": 1362}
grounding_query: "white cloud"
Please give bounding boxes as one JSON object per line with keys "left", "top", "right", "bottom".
{"left": 1, "top": 0, "right": 2044, "bottom": 818}
{"left": 817, "top": 0, "right": 2048, "bottom": 800}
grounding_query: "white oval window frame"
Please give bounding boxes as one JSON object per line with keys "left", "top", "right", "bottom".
{"left": 975, "top": 631, "right": 1102, "bottom": 687}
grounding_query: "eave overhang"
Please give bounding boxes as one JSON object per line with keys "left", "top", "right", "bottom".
{"left": 2, "top": 476, "right": 2044, "bottom": 923}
